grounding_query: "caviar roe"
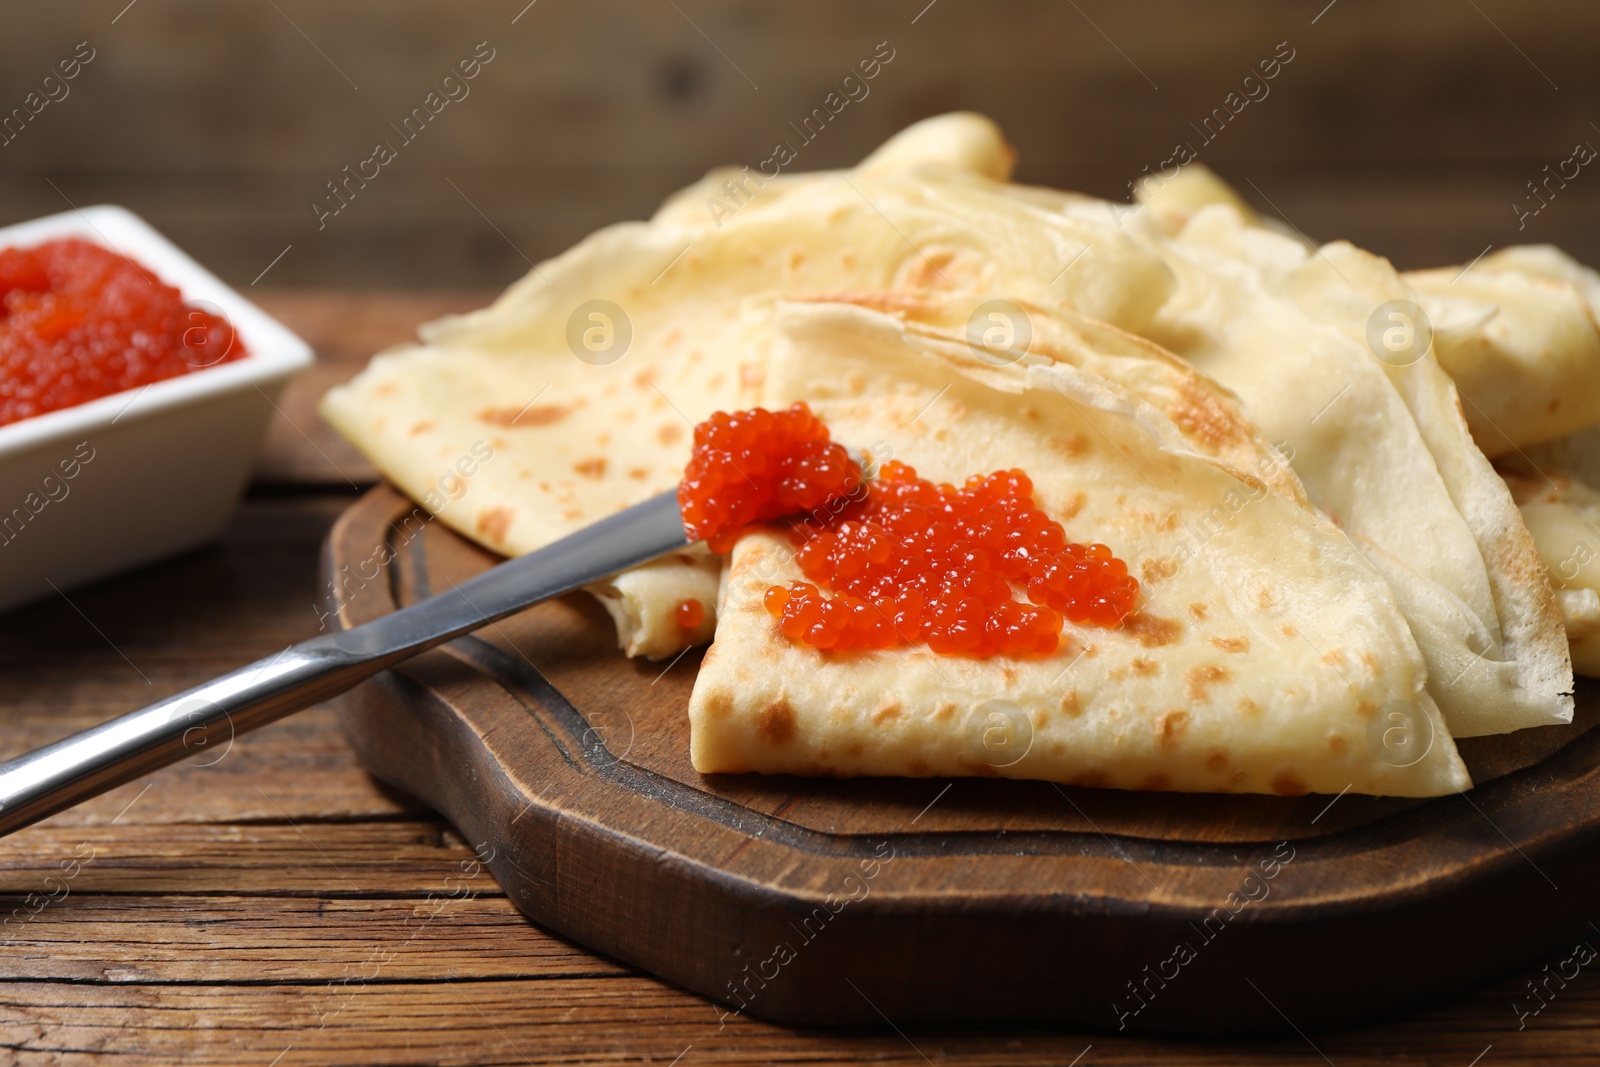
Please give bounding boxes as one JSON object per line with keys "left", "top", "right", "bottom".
{"left": 675, "top": 597, "right": 706, "bottom": 629}
{"left": 0, "top": 238, "right": 247, "bottom": 427}
{"left": 678, "top": 402, "right": 862, "bottom": 553}
{"left": 680, "top": 405, "right": 1140, "bottom": 658}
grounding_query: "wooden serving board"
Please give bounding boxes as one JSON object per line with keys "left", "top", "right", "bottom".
{"left": 325, "top": 484, "right": 1600, "bottom": 1036}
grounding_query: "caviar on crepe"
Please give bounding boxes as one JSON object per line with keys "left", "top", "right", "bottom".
{"left": 0, "top": 238, "right": 247, "bottom": 427}
{"left": 675, "top": 597, "right": 706, "bottom": 629}
{"left": 678, "top": 403, "right": 1139, "bottom": 658}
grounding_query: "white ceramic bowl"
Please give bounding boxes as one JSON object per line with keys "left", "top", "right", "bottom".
{"left": 0, "top": 205, "right": 312, "bottom": 613}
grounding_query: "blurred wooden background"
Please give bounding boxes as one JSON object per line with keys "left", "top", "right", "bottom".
{"left": 1, "top": 0, "right": 1597, "bottom": 291}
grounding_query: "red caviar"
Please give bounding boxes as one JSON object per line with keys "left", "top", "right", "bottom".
{"left": 678, "top": 402, "right": 861, "bottom": 553}
{"left": 675, "top": 597, "right": 705, "bottom": 629}
{"left": 0, "top": 238, "right": 247, "bottom": 427}
{"left": 680, "top": 404, "right": 1140, "bottom": 658}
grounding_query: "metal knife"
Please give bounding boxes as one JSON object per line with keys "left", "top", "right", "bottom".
{"left": 0, "top": 489, "right": 689, "bottom": 838}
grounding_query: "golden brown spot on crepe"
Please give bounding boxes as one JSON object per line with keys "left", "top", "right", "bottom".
{"left": 629, "top": 467, "right": 649, "bottom": 480}
{"left": 1156, "top": 711, "right": 1190, "bottom": 748}
{"left": 1257, "top": 586, "right": 1276, "bottom": 611}
{"left": 872, "top": 703, "right": 901, "bottom": 725}
{"left": 1321, "top": 649, "right": 1346, "bottom": 667}
{"left": 1060, "top": 691, "right": 1081, "bottom": 717}
{"left": 562, "top": 507, "right": 583, "bottom": 521}
{"left": 1002, "top": 666, "right": 1019, "bottom": 685}
{"left": 739, "top": 362, "right": 765, "bottom": 388}
{"left": 1204, "top": 751, "right": 1229, "bottom": 773}
{"left": 1491, "top": 512, "right": 1565, "bottom": 614}
{"left": 1130, "top": 657, "right": 1158, "bottom": 676}
{"left": 574, "top": 457, "right": 607, "bottom": 479}
{"left": 757, "top": 701, "right": 797, "bottom": 747}
{"left": 1328, "top": 735, "right": 1348, "bottom": 755}
{"left": 896, "top": 249, "right": 956, "bottom": 290}
{"left": 934, "top": 703, "right": 958, "bottom": 721}
{"left": 633, "top": 368, "right": 658, "bottom": 389}
{"left": 478, "top": 404, "right": 571, "bottom": 428}
{"left": 1167, "top": 377, "right": 1249, "bottom": 450}
{"left": 374, "top": 383, "right": 397, "bottom": 396}
{"left": 1281, "top": 624, "right": 1297, "bottom": 638}
{"left": 1185, "top": 664, "right": 1232, "bottom": 702}
{"left": 1210, "top": 636, "right": 1249, "bottom": 653}
{"left": 1059, "top": 492, "right": 1088, "bottom": 520}
{"left": 1123, "top": 613, "right": 1182, "bottom": 648}
{"left": 1022, "top": 407, "right": 1042, "bottom": 422}
{"left": 1270, "top": 769, "right": 1308, "bottom": 797}
{"left": 1238, "top": 697, "right": 1261, "bottom": 716}
{"left": 702, "top": 690, "right": 732, "bottom": 719}
{"left": 1189, "top": 602, "right": 1208, "bottom": 621}
{"left": 661, "top": 328, "right": 682, "bottom": 347}
{"left": 1361, "top": 651, "right": 1380, "bottom": 672}
{"left": 658, "top": 424, "right": 683, "bottom": 446}
{"left": 597, "top": 432, "right": 611, "bottom": 448}
{"left": 1140, "top": 558, "right": 1175, "bottom": 584}
{"left": 908, "top": 758, "right": 931, "bottom": 776}
{"left": 1139, "top": 773, "right": 1171, "bottom": 792}
{"left": 1051, "top": 433, "right": 1092, "bottom": 460}
{"left": 708, "top": 374, "right": 726, "bottom": 391}
{"left": 1357, "top": 700, "right": 1378, "bottom": 720}
{"left": 786, "top": 247, "right": 806, "bottom": 270}
{"left": 1032, "top": 709, "right": 1049, "bottom": 729}
{"left": 409, "top": 420, "right": 435, "bottom": 436}
{"left": 845, "top": 372, "right": 868, "bottom": 395}
{"left": 476, "top": 507, "right": 514, "bottom": 543}
{"left": 650, "top": 395, "right": 667, "bottom": 411}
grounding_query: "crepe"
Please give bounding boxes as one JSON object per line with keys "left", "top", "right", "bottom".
{"left": 1500, "top": 466, "right": 1600, "bottom": 677}
{"left": 1126, "top": 199, "right": 1571, "bottom": 737}
{"left": 321, "top": 114, "right": 1172, "bottom": 657}
{"left": 689, "top": 299, "right": 1469, "bottom": 797}
{"left": 1405, "top": 246, "right": 1600, "bottom": 456}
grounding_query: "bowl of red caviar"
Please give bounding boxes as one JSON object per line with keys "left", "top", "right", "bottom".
{"left": 0, "top": 205, "right": 312, "bottom": 613}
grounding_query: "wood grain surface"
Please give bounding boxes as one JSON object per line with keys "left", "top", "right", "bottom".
{"left": 3, "top": 2, "right": 1600, "bottom": 289}
{"left": 1, "top": 293, "right": 1597, "bottom": 1062}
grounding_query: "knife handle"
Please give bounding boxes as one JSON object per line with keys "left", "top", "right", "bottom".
{"left": 0, "top": 489, "right": 689, "bottom": 839}
{"left": 0, "top": 634, "right": 377, "bottom": 837}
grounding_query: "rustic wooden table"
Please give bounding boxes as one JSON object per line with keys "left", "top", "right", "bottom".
{"left": 0, "top": 293, "right": 1592, "bottom": 1066}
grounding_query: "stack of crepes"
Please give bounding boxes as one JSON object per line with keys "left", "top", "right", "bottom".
{"left": 322, "top": 113, "right": 1600, "bottom": 798}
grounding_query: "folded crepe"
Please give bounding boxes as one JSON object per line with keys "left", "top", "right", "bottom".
{"left": 1500, "top": 423, "right": 1600, "bottom": 678}
{"left": 1500, "top": 466, "right": 1600, "bottom": 678}
{"left": 320, "top": 113, "right": 1172, "bottom": 658}
{"left": 321, "top": 111, "right": 1579, "bottom": 755}
{"left": 690, "top": 299, "right": 1469, "bottom": 797}
{"left": 1124, "top": 196, "right": 1571, "bottom": 738}
{"left": 1406, "top": 246, "right": 1600, "bottom": 456}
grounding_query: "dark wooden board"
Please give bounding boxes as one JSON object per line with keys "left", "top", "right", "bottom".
{"left": 326, "top": 482, "right": 1600, "bottom": 1036}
